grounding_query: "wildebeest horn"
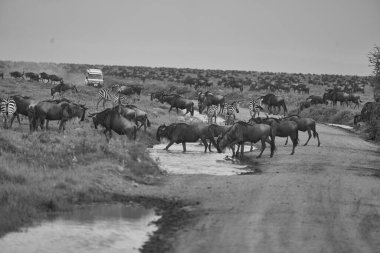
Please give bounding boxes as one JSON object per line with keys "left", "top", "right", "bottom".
{"left": 88, "top": 112, "right": 96, "bottom": 117}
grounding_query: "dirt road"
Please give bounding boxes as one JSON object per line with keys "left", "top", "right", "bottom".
{"left": 138, "top": 123, "right": 380, "bottom": 253}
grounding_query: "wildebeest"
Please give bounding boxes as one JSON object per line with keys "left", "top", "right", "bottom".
{"left": 89, "top": 108, "right": 137, "bottom": 141}
{"left": 284, "top": 115, "right": 321, "bottom": 146}
{"left": 9, "top": 95, "right": 36, "bottom": 130}
{"left": 114, "top": 105, "right": 151, "bottom": 131}
{"left": 348, "top": 94, "right": 362, "bottom": 109}
{"left": 160, "top": 94, "right": 194, "bottom": 116}
{"left": 207, "top": 124, "right": 233, "bottom": 153}
{"left": 49, "top": 74, "right": 63, "bottom": 84}
{"left": 306, "top": 95, "right": 326, "bottom": 105}
{"left": 25, "top": 72, "right": 40, "bottom": 82}
{"left": 217, "top": 121, "right": 275, "bottom": 158}
{"left": 260, "top": 94, "right": 288, "bottom": 115}
{"left": 299, "top": 101, "right": 311, "bottom": 112}
{"left": 51, "top": 82, "right": 78, "bottom": 98}
{"left": 150, "top": 91, "right": 165, "bottom": 102}
{"left": 251, "top": 117, "right": 299, "bottom": 155}
{"left": 10, "top": 71, "right": 24, "bottom": 79}
{"left": 199, "top": 91, "right": 225, "bottom": 114}
{"left": 31, "top": 101, "right": 87, "bottom": 132}
{"left": 323, "top": 89, "right": 350, "bottom": 106}
{"left": 117, "top": 84, "right": 143, "bottom": 101}
{"left": 0, "top": 72, "right": 3, "bottom": 79}
{"left": 156, "top": 123, "right": 218, "bottom": 152}
{"left": 39, "top": 72, "right": 50, "bottom": 83}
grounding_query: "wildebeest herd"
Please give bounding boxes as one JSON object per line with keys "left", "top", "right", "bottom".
{"left": 0, "top": 68, "right": 374, "bottom": 160}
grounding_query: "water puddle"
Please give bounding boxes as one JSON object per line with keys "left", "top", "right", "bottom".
{"left": 0, "top": 203, "right": 160, "bottom": 253}
{"left": 328, "top": 123, "right": 353, "bottom": 130}
{"left": 149, "top": 142, "right": 254, "bottom": 175}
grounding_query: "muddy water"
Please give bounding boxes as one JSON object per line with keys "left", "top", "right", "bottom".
{"left": 0, "top": 203, "right": 160, "bottom": 253}
{"left": 149, "top": 143, "right": 255, "bottom": 175}
{"left": 151, "top": 109, "right": 257, "bottom": 175}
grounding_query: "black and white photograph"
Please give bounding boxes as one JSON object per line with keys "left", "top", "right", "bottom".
{"left": 0, "top": 0, "right": 380, "bottom": 252}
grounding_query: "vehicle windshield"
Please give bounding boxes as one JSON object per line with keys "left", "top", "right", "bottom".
{"left": 87, "top": 74, "right": 103, "bottom": 80}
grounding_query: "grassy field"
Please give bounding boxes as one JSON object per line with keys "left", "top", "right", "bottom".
{"left": 0, "top": 67, "right": 374, "bottom": 238}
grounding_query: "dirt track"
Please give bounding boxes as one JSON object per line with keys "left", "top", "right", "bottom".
{"left": 137, "top": 123, "right": 380, "bottom": 253}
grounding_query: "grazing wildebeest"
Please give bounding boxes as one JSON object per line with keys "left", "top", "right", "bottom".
{"left": 39, "top": 72, "right": 50, "bottom": 83}
{"left": 89, "top": 108, "right": 137, "bottom": 141}
{"left": 1, "top": 97, "right": 17, "bottom": 129}
{"left": 354, "top": 102, "right": 374, "bottom": 125}
{"left": 323, "top": 90, "right": 350, "bottom": 106}
{"left": 117, "top": 84, "right": 143, "bottom": 102}
{"left": 51, "top": 82, "right": 78, "bottom": 98}
{"left": 207, "top": 124, "right": 233, "bottom": 152}
{"left": 156, "top": 123, "right": 219, "bottom": 152}
{"left": 251, "top": 117, "right": 299, "bottom": 155}
{"left": 31, "top": 101, "right": 87, "bottom": 132}
{"left": 25, "top": 72, "right": 40, "bottom": 82}
{"left": 9, "top": 95, "right": 36, "bottom": 130}
{"left": 160, "top": 94, "right": 194, "bottom": 116}
{"left": 200, "top": 91, "right": 225, "bottom": 114}
{"left": 217, "top": 121, "right": 275, "bottom": 158}
{"left": 306, "top": 95, "right": 326, "bottom": 105}
{"left": 284, "top": 115, "right": 321, "bottom": 146}
{"left": 260, "top": 94, "right": 288, "bottom": 115}
{"left": 10, "top": 71, "right": 24, "bottom": 79}
{"left": 114, "top": 105, "right": 151, "bottom": 131}
{"left": 49, "top": 74, "right": 63, "bottom": 84}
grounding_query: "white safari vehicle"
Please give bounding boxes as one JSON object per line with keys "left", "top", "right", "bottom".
{"left": 85, "top": 69, "right": 104, "bottom": 87}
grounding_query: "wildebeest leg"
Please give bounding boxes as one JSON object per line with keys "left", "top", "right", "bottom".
{"left": 181, "top": 142, "right": 187, "bottom": 152}
{"left": 201, "top": 137, "right": 210, "bottom": 152}
{"left": 59, "top": 120, "right": 66, "bottom": 132}
{"left": 257, "top": 138, "right": 266, "bottom": 158}
{"left": 45, "top": 120, "right": 50, "bottom": 130}
{"left": 168, "top": 106, "right": 173, "bottom": 113}
{"left": 164, "top": 140, "right": 175, "bottom": 151}
{"left": 313, "top": 127, "right": 321, "bottom": 147}
{"left": 304, "top": 129, "right": 312, "bottom": 146}
{"left": 285, "top": 136, "right": 288, "bottom": 145}
{"left": 290, "top": 135, "right": 297, "bottom": 155}
{"left": 240, "top": 143, "right": 245, "bottom": 157}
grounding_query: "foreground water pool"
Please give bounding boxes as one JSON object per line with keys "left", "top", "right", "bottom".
{"left": 0, "top": 203, "right": 160, "bottom": 253}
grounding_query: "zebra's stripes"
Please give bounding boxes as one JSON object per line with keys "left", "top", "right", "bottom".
{"left": 207, "top": 105, "right": 218, "bottom": 124}
{"left": 223, "top": 101, "right": 239, "bottom": 119}
{"left": 96, "top": 88, "right": 130, "bottom": 109}
{"left": 249, "top": 98, "right": 263, "bottom": 118}
{"left": 1, "top": 97, "right": 17, "bottom": 128}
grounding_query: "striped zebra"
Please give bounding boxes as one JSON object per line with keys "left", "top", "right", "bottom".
{"left": 223, "top": 101, "right": 239, "bottom": 125}
{"left": 1, "top": 97, "right": 17, "bottom": 129}
{"left": 249, "top": 98, "right": 264, "bottom": 118}
{"left": 96, "top": 88, "right": 130, "bottom": 109}
{"left": 206, "top": 105, "right": 219, "bottom": 124}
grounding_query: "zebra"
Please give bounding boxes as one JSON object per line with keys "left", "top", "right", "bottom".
{"left": 223, "top": 101, "right": 239, "bottom": 125}
{"left": 96, "top": 88, "right": 130, "bottom": 109}
{"left": 1, "top": 97, "right": 17, "bottom": 129}
{"left": 206, "top": 105, "right": 219, "bottom": 124}
{"left": 249, "top": 98, "right": 264, "bottom": 118}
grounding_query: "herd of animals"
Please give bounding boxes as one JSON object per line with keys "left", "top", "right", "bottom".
{"left": 0, "top": 69, "right": 375, "bottom": 159}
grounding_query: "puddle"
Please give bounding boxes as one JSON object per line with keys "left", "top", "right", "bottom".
{"left": 328, "top": 123, "right": 353, "bottom": 130}
{"left": 149, "top": 142, "right": 254, "bottom": 175}
{"left": 0, "top": 203, "right": 160, "bottom": 253}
